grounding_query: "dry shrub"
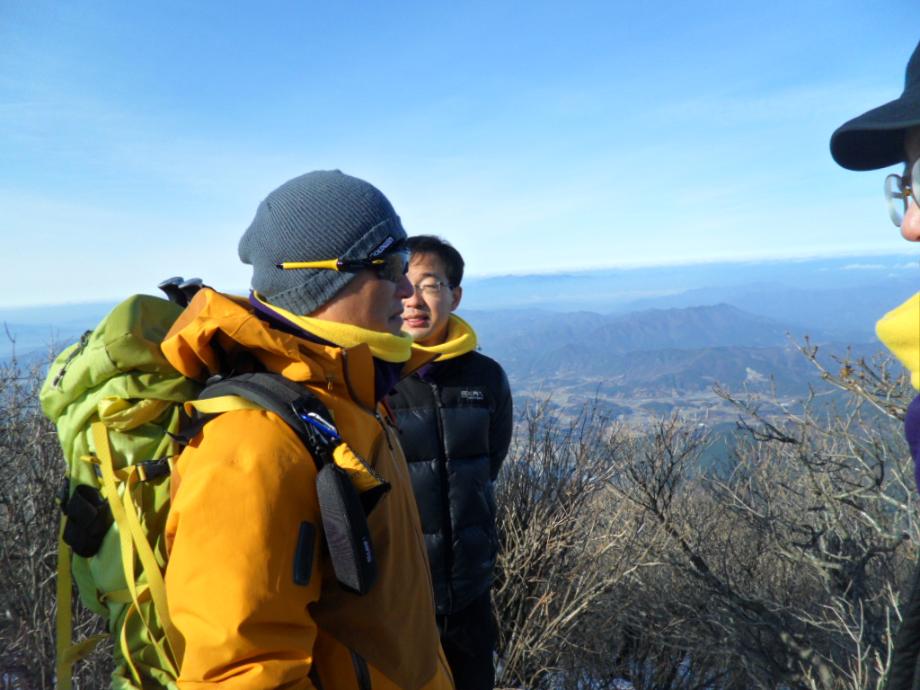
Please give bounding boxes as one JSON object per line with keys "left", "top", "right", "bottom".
{"left": 493, "top": 401, "right": 666, "bottom": 689}
{"left": 494, "top": 346, "right": 917, "bottom": 690}
{"left": 0, "top": 353, "right": 111, "bottom": 690}
{"left": 3, "top": 337, "right": 917, "bottom": 690}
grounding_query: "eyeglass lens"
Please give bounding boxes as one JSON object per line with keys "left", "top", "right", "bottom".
{"left": 414, "top": 282, "right": 445, "bottom": 295}
{"left": 374, "top": 251, "right": 409, "bottom": 283}
{"left": 885, "top": 158, "right": 920, "bottom": 226}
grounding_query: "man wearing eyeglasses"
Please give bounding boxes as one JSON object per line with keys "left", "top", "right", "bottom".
{"left": 162, "top": 171, "right": 454, "bottom": 689}
{"left": 830, "top": 39, "right": 920, "bottom": 690}
{"left": 388, "top": 236, "right": 513, "bottom": 690}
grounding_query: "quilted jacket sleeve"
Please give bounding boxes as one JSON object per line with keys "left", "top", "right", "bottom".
{"left": 165, "top": 409, "right": 321, "bottom": 689}
{"left": 489, "top": 366, "right": 513, "bottom": 482}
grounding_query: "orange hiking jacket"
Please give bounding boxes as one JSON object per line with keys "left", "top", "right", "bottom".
{"left": 160, "top": 289, "right": 454, "bottom": 690}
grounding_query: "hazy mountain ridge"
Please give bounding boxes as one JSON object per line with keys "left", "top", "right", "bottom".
{"left": 620, "top": 278, "right": 917, "bottom": 340}
{"left": 2, "top": 255, "right": 911, "bottom": 426}
{"left": 499, "top": 337, "right": 886, "bottom": 426}
{"left": 461, "top": 253, "right": 918, "bottom": 315}
{"left": 0, "top": 301, "right": 116, "bottom": 326}
{"left": 0, "top": 301, "right": 116, "bottom": 364}
{"left": 462, "top": 300, "right": 891, "bottom": 424}
{"left": 466, "top": 303, "right": 846, "bottom": 379}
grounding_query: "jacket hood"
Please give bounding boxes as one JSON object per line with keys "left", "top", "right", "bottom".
{"left": 876, "top": 291, "right": 920, "bottom": 390}
{"left": 251, "top": 291, "right": 414, "bottom": 364}
{"left": 411, "top": 314, "right": 478, "bottom": 363}
{"left": 161, "top": 289, "right": 433, "bottom": 410}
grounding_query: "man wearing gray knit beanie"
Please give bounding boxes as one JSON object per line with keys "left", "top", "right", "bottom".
{"left": 162, "top": 170, "right": 455, "bottom": 689}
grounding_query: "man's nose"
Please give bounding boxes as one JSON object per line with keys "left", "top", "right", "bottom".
{"left": 395, "top": 274, "right": 414, "bottom": 300}
{"left": 902, "top": 198, "right": 920, "bottom": 242}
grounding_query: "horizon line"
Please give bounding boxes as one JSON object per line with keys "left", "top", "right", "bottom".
{"left": 1, "top": 247, "right": 918, "bottom": 310}
{"left": 464, "top": 247, "right": 920, "bottom": 280}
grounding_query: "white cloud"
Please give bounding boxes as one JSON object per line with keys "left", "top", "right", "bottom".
{"left": 839, "top": 261, "right": 920, "bottom": 271}
{"left": 841, "top": 263, "right": 886, "bottom": 270}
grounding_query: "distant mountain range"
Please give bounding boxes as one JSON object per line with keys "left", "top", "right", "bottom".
{"left": 2, "top": 253, "right": 915, "bottom": 425}
{"left": 469, "top": 303, "right": 823, "bottom": 369}
{"left": 461, "top": 253, "right": 918, "bottom": 340}
{"left": 619, "top": 280, "right": 915, "bottom": 342}
{"left": 464, "top": 303, "right": 882, "bottom": 400}
{"left": 457, "top": 253, "right": 916, "bottom": 420}
{"left": 0, "top": 301, "right": 115, "bottom": 365}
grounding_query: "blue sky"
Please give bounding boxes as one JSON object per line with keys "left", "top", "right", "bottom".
{"left": 1, "top": 1, "right": 918, "bottom": 307}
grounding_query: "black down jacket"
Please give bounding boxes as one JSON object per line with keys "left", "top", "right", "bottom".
{"left": 388, "top": 350, "right": 513, "bottom": 615}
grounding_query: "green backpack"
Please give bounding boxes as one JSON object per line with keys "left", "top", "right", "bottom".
{"left": 40, "top": 292, "right": 199, "bottom": 689}
{"left": 41, "top": 285, "right": 384, "bottom": 690}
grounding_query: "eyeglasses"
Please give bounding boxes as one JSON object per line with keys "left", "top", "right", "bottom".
{"left": 412, "top": 280, "right": 454, "bottom": 296}
{"left": 276, "top": 249, "right": 409, "bottom": 283}
{"left": 884, "top": 158, "right": 920, "bottom": 226}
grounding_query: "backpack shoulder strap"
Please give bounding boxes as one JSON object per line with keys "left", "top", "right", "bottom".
{"left": 193, "top": 372, "right": 386, "bottom": 595}
{"left": 195, "top": 372, "right": 338, "bottom": 468}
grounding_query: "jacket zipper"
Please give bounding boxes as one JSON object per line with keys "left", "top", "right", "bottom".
{"left": 339, "top": 351, "right": 444, "bottom": 618}
{"left": 428, "top": 380, "right": 454, "bottom": 613}
{"left": 51, "top": 330, "right": 92, "bottom": 388}
{"left": 351, "top": 650, "right": 371, "bottom": 690}
{"left": 336, "top": 351, "right": 390, "bottom": 483}
{"left": 339, "top": 350, "right": 391, "bottom": 444}
{"left": 308, "top": 665, "right": 325, "bottom": 690}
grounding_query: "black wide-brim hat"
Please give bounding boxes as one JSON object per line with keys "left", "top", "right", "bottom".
{"left": 830, "top": 40, "right": 920, "bottom": 171}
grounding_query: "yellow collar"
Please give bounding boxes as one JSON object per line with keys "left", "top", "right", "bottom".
{"left": 876, "top": 291, "right": 920, "bottom": 390}
{"left": 411, "top": 314, "right": 478, "bottom": 362}
{"left": 253, "top": 292, "right": 413, "bottom": 364}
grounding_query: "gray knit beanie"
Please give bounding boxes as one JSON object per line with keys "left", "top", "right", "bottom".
{"left": 239, "top": 170, "right": 406, "bottom": 315}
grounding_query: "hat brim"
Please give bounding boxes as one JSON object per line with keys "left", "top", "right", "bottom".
{"left": 830, "top": 90, "right": 920, "bottom": 170}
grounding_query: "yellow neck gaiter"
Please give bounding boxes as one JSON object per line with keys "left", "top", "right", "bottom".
{"left": 412, "top": 314, "right": 478, "bottom": 362}
{"left": 876, "top": 291, "right": 920, "bottom": 390}
{"left": 253, "top": 292, "right": 413, "bottom": 363}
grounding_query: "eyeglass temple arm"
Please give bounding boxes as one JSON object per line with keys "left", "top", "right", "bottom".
{"left": 276, "top": 258, "right": 385, "bottom": 271}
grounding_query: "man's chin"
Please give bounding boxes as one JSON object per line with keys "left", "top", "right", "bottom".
{"left": 402, "top": 325, "right": 432, "bottom": 342}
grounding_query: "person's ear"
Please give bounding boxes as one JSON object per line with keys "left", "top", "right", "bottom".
{"left": 450, "top": 286, "right": 462, "bottom": 312}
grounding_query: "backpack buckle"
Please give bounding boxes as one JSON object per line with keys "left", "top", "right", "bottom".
{"left": 290, "top": 397, "right": 340, "bottom": 467}
{"left": 136, "top": 458, "right": 171, "bottom": 482}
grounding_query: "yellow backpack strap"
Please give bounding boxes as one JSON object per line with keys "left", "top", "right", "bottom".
{"left": 55, "top": 500, "right": 109, "bottom": 689}
{"left": 59, "top": 634, "right": 109, "bottom": 669}
{"left": 184, "top": 394, "right": 263, "bottom": 416}
{"left": 92, "top": 421, "right": 182, "bottom": 678}
{"left": 55, "top": 513, "right": 73, "bottom": 690}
